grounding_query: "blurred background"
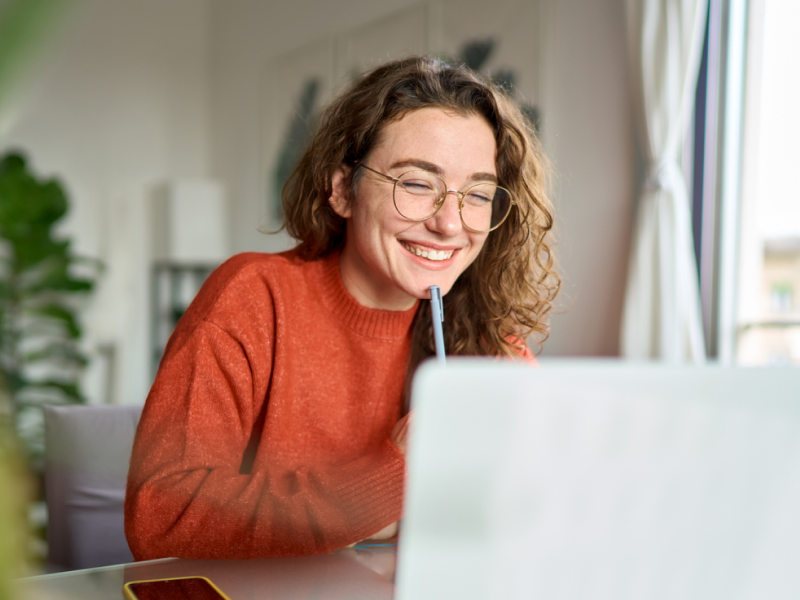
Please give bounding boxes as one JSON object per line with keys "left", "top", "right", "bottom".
{"left": 0, "top": 0, "right": 796, "bottom": 577}
{"left": 0, "top": 0, "right": 634, "bottom": 411}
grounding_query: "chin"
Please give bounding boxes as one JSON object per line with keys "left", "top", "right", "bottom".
{"left": 396, "top": 256, "right": 474, "bottom": 300}
{"left": 405, "top": 277, "right": 457, "bottom": 300}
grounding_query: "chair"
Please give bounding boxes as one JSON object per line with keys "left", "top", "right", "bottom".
{"left": 44, "top": 404, "right": 142, "bottom": 571}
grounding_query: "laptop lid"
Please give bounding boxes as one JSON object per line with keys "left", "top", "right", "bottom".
{"left": 396, "top": 360, "right": 800, "bottom": 600}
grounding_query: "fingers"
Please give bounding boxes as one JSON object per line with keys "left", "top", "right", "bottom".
{"left": 390, "top": 411, "right": 412, "bottom": 455}
{"left": 369, "top": 521, "right": 398, "bottom": 540}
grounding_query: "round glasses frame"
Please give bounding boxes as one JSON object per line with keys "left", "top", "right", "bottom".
{"left": 356, "top": 164, "right": 516, "bottom": 233}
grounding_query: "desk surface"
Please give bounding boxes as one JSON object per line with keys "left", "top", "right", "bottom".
{"left": 20, "top": 548, "right": 398, "bottom": 600}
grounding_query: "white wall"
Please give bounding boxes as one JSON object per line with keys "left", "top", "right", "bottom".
{"left": 0, "top": 0, "right": 212, "bottom": 404}
{"left": 207, "top": 0, "right": 428, "bottom": 255}
{"left": 537, "top": 0, "right": 635, "bottom": 356}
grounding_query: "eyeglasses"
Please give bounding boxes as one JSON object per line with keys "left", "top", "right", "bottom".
{"left": 357, "top": 164, "right": 515, "bottom": 233}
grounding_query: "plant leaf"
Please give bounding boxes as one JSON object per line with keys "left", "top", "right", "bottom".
{"left": 21, "top": 379, "right": 83, "bottom": 402}
{"left": 24, "top": 304, "right": 81, "bottom": 337}
{"left": 23, "top": 341, "right": 88, "bottom": 366}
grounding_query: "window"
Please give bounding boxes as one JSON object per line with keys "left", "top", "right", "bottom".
{"left": 770, "top": 284, "right": 793, "bottom": 315}
{"left": 691, "top": 0, "right": 800, "bottom": 366}
{"left": 734, "top": 0, "right": 800, "bottom": 366}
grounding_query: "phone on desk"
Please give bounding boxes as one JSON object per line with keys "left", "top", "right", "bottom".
{"left": 123, "top": 576, "right": 231, "bottom": 600}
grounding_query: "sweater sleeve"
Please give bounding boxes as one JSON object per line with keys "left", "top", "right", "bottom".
{"left": 124, "top": 317, "right": 405, "bottom": 560}
{"left": 517, "top": 342, "right": 538, "bottom": 363}
{"left": 506, "top": 335, "right": 538, "bottom": 363}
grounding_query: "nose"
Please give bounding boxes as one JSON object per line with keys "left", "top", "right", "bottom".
{"left": 425, "top": 190, "right": 463, "bottom": 237}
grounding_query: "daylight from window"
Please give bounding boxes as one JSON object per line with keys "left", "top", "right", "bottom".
{"left": 755, "top": 0, "right": 800, "bottom": 240}
{"left": 738, "top": 0, "right": 800, "bottom": 365}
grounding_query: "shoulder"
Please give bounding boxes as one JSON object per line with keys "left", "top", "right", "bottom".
{"left": 506, "top": 336, "right": 538, "bottom": 365}
{"left": 161, "top": 248, "right": 323, "bottom": 360}
{"left": 198, "top": 248, "right": 313, "bottom": 307}
{"left": 174, "top": 248, "right": 320, "bottom": 333}
{"left": 207, "top": 248, "right": 307, "bottom": 290}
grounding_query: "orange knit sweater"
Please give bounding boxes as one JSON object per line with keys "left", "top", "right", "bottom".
{"left": 124, "top": 249, "right": 418, "bottom": 559}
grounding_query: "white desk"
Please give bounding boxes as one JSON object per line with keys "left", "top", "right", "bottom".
{"left": 21, "top": 548, "right": 397, "bottom": 600}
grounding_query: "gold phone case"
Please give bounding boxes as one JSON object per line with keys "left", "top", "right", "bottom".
{"left": 122, "top": 576, "right": 232, "bottom": 600}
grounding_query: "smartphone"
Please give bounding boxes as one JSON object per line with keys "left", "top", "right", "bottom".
{"left": 122, "top": 576, "right": 232, "bottom": 600}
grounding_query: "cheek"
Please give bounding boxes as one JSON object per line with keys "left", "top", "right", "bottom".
{"left": 467, "top": 233, "right": 490, "bottom": 261}
{"left": 350, "top": 187, "right": 398, "bottom": 236}
{"left": 349, "top": 201, "right": 403, "bottom": 262}
{"left": 364, "top": 206, "right": 408, "bottom": 244}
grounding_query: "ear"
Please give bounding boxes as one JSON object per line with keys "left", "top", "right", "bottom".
{"left": 328, "top": 164, "right": 352, "bottom": 218}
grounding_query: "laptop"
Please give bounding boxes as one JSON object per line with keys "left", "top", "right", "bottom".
{"left": 395, "top": 360, "right": 800, "bottom": 600}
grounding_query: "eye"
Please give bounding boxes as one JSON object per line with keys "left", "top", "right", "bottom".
{"left": 400, "top": 179, "right": 436, "bottom": 193}
{"left": 466, "top": 190, "right": 493, "bottom": 203}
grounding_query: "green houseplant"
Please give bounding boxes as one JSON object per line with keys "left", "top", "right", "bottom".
{"left": 0, "top": 151, "right": 98, "bottom": 465}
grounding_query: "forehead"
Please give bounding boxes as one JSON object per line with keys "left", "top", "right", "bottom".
{"left": 368, "top": 107, "right": 497, "bottom": 168}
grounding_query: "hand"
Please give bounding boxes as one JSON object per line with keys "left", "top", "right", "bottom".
{"left": 389, "top": 412, "right": 412, "bottom": 455}
{"left": 344, "top": 521, "right": 397, "bottom": 548}
{"left": 369, "top": 521, "right": 398, "bottom": 540}
{"left": 340, "top": 528, "right": 399, "bottom": 583}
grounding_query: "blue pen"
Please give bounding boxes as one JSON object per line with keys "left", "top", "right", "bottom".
{"left": 428, "top": 285, "right": 446, "bottom": 364}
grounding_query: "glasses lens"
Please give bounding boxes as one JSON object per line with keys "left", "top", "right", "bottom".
{"left": 394, "top": 171, "right": 446, "bottom": 220}
{"left": 461, "top": 184, "right": 512, "bottom": 232}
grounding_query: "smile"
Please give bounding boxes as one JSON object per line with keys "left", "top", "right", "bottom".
{"left": 401, "top": 242, "right": 454, "bottom": 261}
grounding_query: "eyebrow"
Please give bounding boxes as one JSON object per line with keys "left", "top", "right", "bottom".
{"left": 389, "top": 159, "right": 498, "bottom": 184}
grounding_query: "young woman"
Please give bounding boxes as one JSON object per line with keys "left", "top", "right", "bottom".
{"left": 124, "top": 56, "right": 559, "bottom": 559}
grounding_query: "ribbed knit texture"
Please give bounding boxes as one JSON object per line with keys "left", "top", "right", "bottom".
{"left": 124, "top": 249, "right": 418, "bottom": 559}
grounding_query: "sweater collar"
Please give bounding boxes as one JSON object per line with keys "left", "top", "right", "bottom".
{"left": 316, "top": 250, "right": 419, "bottom": 339}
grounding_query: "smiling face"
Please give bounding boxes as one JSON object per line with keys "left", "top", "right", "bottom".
{"left": 329, "top": 107, "right": 497, "bottom": 310}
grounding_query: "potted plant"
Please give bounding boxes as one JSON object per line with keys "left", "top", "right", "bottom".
{"left": 0, "top": 151, "right": 99, "bottom": 467}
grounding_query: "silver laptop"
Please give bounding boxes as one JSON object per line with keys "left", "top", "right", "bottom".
{"left": 396, "top": 360, "right": 800, "bottom": 600}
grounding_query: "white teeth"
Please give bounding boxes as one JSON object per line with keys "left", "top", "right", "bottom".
{"left": 402, "top": 243, "right": 453, "bottom": 261}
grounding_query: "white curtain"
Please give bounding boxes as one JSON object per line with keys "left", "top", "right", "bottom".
{"left": 621, "top": 0, "right": 708, "bottom": 362}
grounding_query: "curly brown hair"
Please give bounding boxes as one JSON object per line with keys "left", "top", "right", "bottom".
{"left": 282, "top": 56, "right": 559, "bottom": 381}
